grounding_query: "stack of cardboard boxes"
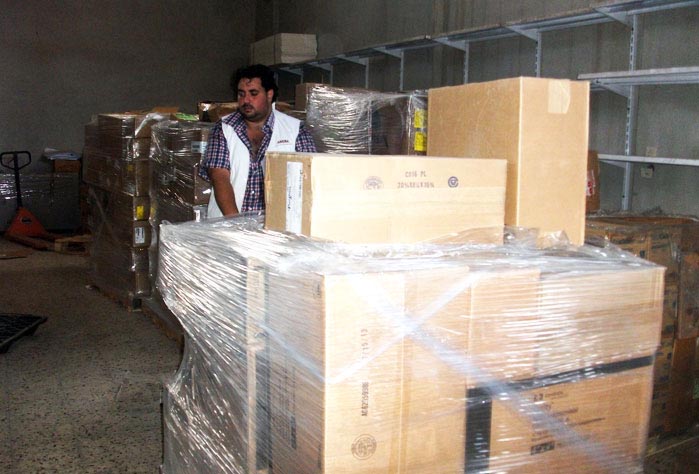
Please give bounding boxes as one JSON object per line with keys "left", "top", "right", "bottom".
{"left": 586, "top": 216, "right": 699, "bottom": 437}
{"left": 82, "top": 112, "right": 165, "bottom": 304}
{"left": 157, "top": 218, "right": 663, "bottom": 474}
{"left": 144, "top": 120, "right": 214, "bottom": 341}
{"left": 300, "top": 84, "right": 428, "bottom": 156}
{"left": 157, "top": 77, "right": 666, "bottom": 473}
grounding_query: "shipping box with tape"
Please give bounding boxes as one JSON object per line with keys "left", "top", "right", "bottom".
{"left": 157, "top": 218, "right": 662, "bottom": 473}
{"left": 264, "top": 152, "right": 507, "bottom": 244}
{"left": 427, "top": 77, "right": 590, "bottom": 245}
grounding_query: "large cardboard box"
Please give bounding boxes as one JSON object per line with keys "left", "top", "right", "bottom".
{"left": 250, "top": 33, "right": 317, "bottom": 66}
{"left": 268, "top": 262, "right": 656, "bottom": 474}
{"left": 476, "top": 364, "right": 653, "bottom": 474}
{"left": 427, "top": 77, "right": 590, "bottom": 245}
{"left": 268, "top": 265, "right": 543, "bottom": 474}
{"left": 264, "top": 153, "right": 507, "bottom": 244}
{"left": 536, "top": 267, "right": 664, "bottom": 375}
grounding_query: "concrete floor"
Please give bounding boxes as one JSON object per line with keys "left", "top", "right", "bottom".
{"left": 0, "top": 238, "right": 181, "bottom": 473}
{"left": 1, "top": 236, "right": 697, "bottom": 473}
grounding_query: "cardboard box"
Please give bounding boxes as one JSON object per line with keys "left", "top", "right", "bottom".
{"left": 537, "top": 266, "right": 664, "bottom": 375}
{"left": 474, "top": 364, "right": 653, "bottom": 474}
{"left": 654, "top": 337, "right": 674, "bottom": 385}
{"left": 264, "top": 153, "right": 507, "bottom": 244}
{"left": 98, "top": 113, "right": 162, "bottom": 138}
{"left": 649, "top": 383, "right": 670, "bottom": 436}
{"left": 665, "top": 337, "right": 697, "bottom": 434}
{"left": 662, "top": 283, "right": 679, "bottom": 337}
{"left": 53, "top": 159, "right": 81, "bottom": 173}
{"left": 295, "top": 82, "right": 323, "bottom": 111}
{"left": 250, "top": 33, "right": 317, "bottom": 66}
{"left": 197, "top": 101, "right": 238, "bottom": 123}
{"left": 427, "top": 77, "right": 590, "bottom": 245}
{"left": 267, "top": 260, "right": 658, "bottom": 474}
{"left": 679, "top": 252, "right": 699, "bottom": 339}
{"left": 586, "top": 216, "right": 686, "bottom": 282}
{"left": 586, "top": 150, "right": 600, "bottom": 213}
{"left": 269, "top": 265, "right": 544, "bottom": 474}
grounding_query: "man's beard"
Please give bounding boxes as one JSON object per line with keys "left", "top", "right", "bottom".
{"left": 240, "top": 104, "right": 267, "bottom": 121}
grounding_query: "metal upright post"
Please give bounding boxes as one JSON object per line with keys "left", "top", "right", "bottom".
{"left": 463, "top": 42, "right": 470, "bottom": 83}
{"left": 622, "top": 14, "right": 639, "bottom": 211}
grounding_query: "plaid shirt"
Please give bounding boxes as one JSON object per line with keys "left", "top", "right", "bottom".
{"left": 200, "top": 110, "right": 316, "bottom": 212}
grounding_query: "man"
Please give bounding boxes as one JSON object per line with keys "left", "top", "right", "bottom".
{"left": 200, "top": 64, "right": 316, "bottom": 217}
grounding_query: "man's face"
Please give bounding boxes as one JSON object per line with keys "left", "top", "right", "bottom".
{"left": 237, "top": 77, "right": 274, "bottom": 122}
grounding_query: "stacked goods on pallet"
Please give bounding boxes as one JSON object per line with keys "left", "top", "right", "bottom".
{"left": 144, "top": 120, "right": 214, "bottom": 342}
{"left": 586, "top": 215, "right": 699, "bottom": 438}
{"left": 302, "top": 84, "right": 428, "bottom": 156}
{"left": 82, "top": 112, "right": 167, "bottom": 306}
{"left": 150, "top": 121, "right": 212, "bottom": 225}
{"left": 85, "top": 186, "right": 151, "bottom": 306}
{"left": 157, "top": 217, "right": 663, "bottom": 474}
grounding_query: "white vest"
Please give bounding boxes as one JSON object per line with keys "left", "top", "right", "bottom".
{"left": 207, "top": 108, "right": 300, "bottom": 218}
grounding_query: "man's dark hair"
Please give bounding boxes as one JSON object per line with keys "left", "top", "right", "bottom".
{"left": 232, "top": 64, "right": 278, "bottom": 102}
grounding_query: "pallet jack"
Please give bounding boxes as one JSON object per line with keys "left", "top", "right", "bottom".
{"left": 1, "top": 151, "right": 58, "bottom": 249}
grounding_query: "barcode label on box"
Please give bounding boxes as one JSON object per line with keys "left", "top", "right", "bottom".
{"left": 286, "top": 162, "right": 303, "bottom": 233}
{"left": 134, "top": 227, "right": 146, "bottom": 245}
{"left": 191, "top": 141, "right": 207, "bottom": 154}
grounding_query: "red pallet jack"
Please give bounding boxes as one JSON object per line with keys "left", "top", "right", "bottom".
{"left": 1, "top": 151, "right": 59, "bottom": 250}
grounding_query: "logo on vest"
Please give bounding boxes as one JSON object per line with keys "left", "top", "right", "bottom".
{"left": 276, "top": 139, "right": 290, "bottom": 145}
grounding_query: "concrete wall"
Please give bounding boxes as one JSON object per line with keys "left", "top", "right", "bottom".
{"left": 262, "top": 0, "right": 699, "bottom": 216}
{"left": 0, "top": 0, "right": 254, "bottom": 173}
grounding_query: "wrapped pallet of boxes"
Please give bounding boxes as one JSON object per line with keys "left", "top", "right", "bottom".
{"left": 156, "top": 215, "right": 663, "bottom": 474}
{"left": 82, "top": 112, "right": 167, "bottom": 305}
{"left": 586, "top": 214, "right": 699, "bottom": 437}
{"left": 86, "top": 186, "right": 151, "bottom": 302}
{"left": 427, "top": 77, "right": 590, "bottom": 245}
{"left": 145, "top": 120, "right": 214, "bottom": 343}
{"left": 304, "top": 85, "right": 428, "bottom": 155}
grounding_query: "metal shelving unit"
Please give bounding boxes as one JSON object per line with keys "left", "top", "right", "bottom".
{"left": 579, "top": 66, "right": 699, "bottom": 210}
{"left": 275, "top": 0, "right": 698, "bottom": 87}
{"left": 273, "top": 0, "right": 699, "bottom": 211}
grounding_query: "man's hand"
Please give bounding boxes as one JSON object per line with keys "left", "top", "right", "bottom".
{"left": 209, "top": 167, "right": 239, "bottom": 217}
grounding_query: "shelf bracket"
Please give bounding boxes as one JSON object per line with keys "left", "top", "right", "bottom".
{"left": 506, "top": 25, "right": 540, "bottom": 42}
{"left": 595, "top": 8, "right": 632, "bottom": 27}
{"left": 433, "top": 37, "right": 470, "bottom": 83}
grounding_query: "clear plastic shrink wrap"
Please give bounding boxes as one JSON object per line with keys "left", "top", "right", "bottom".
{"left": 83, "top": 111, "right": 167, "bottom": 300}
{"left": 157, "top": 217, "right": 663, "bottom": 474}
{"left": 150, "top": 120, "right": 213, "bottom": 224}
{"left": 304, "top": 85, "right": 427, "bottom": 155}
{"left": 146, "top": 120, "right": 214, "bottom": 334}
{"left": 86, "top": 186, "right": 151, "bottom": 299}
{"left": 83, "top": 113, "right": 166, "bottom": 196}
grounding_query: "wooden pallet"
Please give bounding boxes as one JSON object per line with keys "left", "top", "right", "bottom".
{"left": 91, "top": 284, "right": 143, "bottom": 312}
{"left": 141, "top": 297, "right": 184, "bottom": 348}
{"left": 54, "top": 234, "right": 91, "bottom": 255}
